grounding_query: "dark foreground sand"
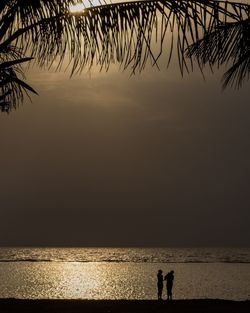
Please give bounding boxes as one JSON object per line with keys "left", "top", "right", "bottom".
{"left": 0, "top": 299, "right": 249, "bottom": 313}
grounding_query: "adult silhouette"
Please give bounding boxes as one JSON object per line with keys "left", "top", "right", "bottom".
{"left": 164, "top": 270, "right": 174, "bottom": 300}
{"left": 157, "top": 269, "right": 164, "bottom": 300}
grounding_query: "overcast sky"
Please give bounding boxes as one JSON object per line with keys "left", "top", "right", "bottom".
{"left": 0, "top": 28, "right": 250, "bottom": 247}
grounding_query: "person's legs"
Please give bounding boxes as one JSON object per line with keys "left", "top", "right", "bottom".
{"left": 167, "top": 285, "right": 173, "bottom": 300}
{"left": 158, "top": 284, "right": 163, "bottom": 300}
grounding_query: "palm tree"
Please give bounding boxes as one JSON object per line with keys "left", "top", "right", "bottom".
{"left": 1, "top": 0, "right": 250, "bottom": 111}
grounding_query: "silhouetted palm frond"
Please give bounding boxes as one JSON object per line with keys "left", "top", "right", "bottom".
{"left": 3, "top": 1, "right": 250, "bottom": 72}
{"left": 50, "top": 0, "right": 250, "bottom": 74}
{"left": 1, "top": 0, "right": 80, "bottom": 68}
{"left": 1, "top": 0, "right": 250, "bottom": 111}
{"left": 0, "top": 0, "right": 104, "bottom": 111}
{"left": 0, "top": 53, "right": 38, "bottom": 112}
{"left": 186, "top": 5, "right": 250, "bottom": 88}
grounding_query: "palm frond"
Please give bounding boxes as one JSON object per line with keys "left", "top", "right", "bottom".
{"left": 1, "top": 0, "right": 250, "bottom": 111}
{"left": 2, "top": 1, "right": 249, "bottom": 71}
{"left": 0, "top": 55, "right": 37, "bottom": 112}
{"left": 186, "top": 6, "right": 250, "bottom": 88}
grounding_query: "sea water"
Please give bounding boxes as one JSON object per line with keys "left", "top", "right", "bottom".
{"left": 0, "top": 247, "right": 249, "bottom": 300}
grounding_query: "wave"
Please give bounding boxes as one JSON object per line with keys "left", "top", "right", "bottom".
{"left": 0, "top": 259, "right": 250, "bottom": 264}
{"left": 1, "top": 248, "right": 249, "bottom": 264}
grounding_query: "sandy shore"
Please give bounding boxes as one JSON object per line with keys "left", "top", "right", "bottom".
{"left": 0, "top": 299, "right": 249, "bottom": 313}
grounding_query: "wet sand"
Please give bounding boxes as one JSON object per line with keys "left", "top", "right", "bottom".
{"left": 0, "top": 299, "right": 249, "bottom": 313}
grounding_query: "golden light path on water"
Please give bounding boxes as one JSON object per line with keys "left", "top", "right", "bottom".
{"left": 0, "top": 261, "right": 250, "bottom": 299}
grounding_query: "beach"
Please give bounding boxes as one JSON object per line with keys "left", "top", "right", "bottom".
{"left": 0, "top": 299, "right": 250, "bottom": 313}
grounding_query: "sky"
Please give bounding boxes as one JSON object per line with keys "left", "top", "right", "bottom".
{"left": 0, "top": 3, "right": 250, "bottom": 247}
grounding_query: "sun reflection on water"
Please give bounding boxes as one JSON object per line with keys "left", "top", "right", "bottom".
{"left": 62, "top": 262, "right": 102, "bottom": 298}
{"left": 0, "top": 261, "right": 249, "bottom": 300}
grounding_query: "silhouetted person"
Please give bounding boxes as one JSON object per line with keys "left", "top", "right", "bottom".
{"left": 164, "top": 270, "right": 174, "bottom": 300}
{"left": 157, "top": 269, "right": 164, "bottom": 300}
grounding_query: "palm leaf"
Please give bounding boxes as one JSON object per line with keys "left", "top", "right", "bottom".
{"left": 0, "top": 55, "right": 36, "bottom": 111}
{"left": 0, "top": 57, "right": 34, "bottom": 69}
{"left": 3, "top": 0, "right": 249, "bottom": 72}
{"left": 1, "top": 0, "right": 250, "bottom": 111}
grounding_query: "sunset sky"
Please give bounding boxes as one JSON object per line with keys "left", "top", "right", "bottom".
{"left": 0, "top": 13, "right": 250, "bottom": 246}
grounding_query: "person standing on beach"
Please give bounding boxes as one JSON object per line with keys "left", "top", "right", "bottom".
{"left": 164, "top": 270, "right": 174, "bottom": 300}
{"left": 157, "top": 269, "right": 164, "bottom": 300}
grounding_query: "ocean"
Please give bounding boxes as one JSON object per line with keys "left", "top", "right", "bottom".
{"left": 0, "top": 247, "right": 249, "bottom": 300}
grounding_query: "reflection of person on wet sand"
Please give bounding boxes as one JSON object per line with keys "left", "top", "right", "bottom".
{"left": 157, "top": 269, "right": 164, "bottom": 300}
{"left": 164, "top": 270, "right": 174, "bottom": 300}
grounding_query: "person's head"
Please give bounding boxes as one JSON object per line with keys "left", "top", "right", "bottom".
{"left": 171, "top": 270, "right": 174, "bottom": 274}
{"left": 158, "top": 269, "right": 163, "bottom": 274}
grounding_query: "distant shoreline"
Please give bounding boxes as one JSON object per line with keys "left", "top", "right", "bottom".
{"left": 0, "top": 299, "right": 249, "bottom": 313}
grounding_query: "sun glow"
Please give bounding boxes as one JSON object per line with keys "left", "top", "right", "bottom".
{"left": 69, "top": 3, "right": 85, "bottom": 14}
